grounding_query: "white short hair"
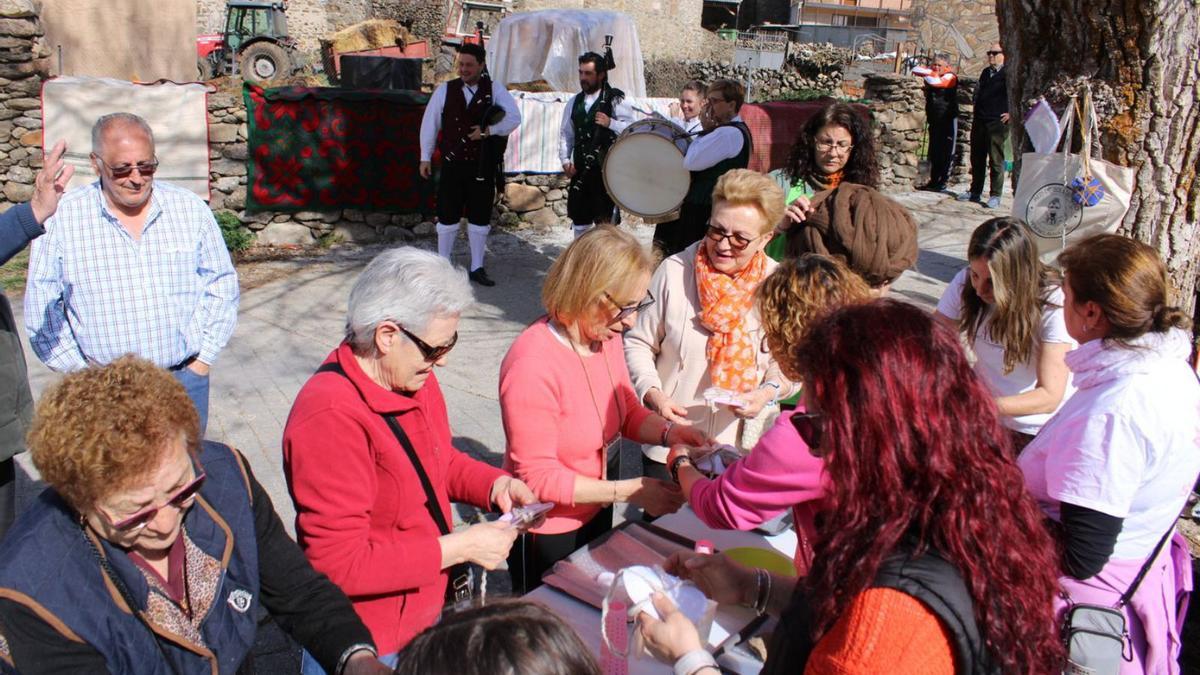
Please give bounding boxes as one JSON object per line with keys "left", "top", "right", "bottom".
{"left": 345, "top": 247, "right": 474, "bottom": 353}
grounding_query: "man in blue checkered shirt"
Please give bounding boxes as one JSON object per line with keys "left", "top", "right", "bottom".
{"left": 24, "top": 113, "right": 239, "bottom": 435}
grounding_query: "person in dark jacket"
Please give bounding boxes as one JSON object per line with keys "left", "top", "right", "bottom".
{"left": 636, "top": 301, "right": 1066, "bottom": 674}
{"left": 913, "top": 54, "right": 959, "bottom": 193}
{"left": 958, "top": 44, "right": 1010, "bottom": 208}
{"left": 0, "top": 140, "right": 72, "bottom": 541}
{"left": 0, "top": 357, "right": 390, "bottom": 675}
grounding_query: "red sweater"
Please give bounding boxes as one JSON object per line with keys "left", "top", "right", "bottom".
{"left": 282, "top": 343, "right": 507, "bottom": 654}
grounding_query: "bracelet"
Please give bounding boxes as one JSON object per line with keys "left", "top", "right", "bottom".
{"left": 673, "top": 649, "right": 719, "bottom": 675}
{"left": 335, "top": 643, "right": 377, "bottom": 675}
{"left": 752, "top": 568, "right": 772, "bottom": 616}
{"left": 758, "top": 381, "right": 781, "bottom": 403}
{"left": 660, "top": 420, "right": 675, "bottom": 447}
{"left": 669, "top": 455, "right": 692, "bottom": 484}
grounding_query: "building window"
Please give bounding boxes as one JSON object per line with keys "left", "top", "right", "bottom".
{"left": 831, "top": 14, "right": 848, "bottom": 26}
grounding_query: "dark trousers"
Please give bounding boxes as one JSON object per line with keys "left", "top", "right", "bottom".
{"left": 436, "top": 160, "right": 497, "bottom": 226}
{"left": 926, "top": 115, "right": 958, "bottom": 188}
{"left": 652, "top": 201, "right": 709, "bottom": 258}
{"left": 507, "top": 506, "right": 614, "bottom": 594}
{"left": 0, "top": 457, "right": 14, "bottom": 542}
{"left": 968, "top": 118, "right": 1007, "bottom": 198}
{"left": 567, "top": 166, "right": 615, "bottom": 225}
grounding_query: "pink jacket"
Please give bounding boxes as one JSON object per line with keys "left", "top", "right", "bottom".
{"left": 688, "top": 409, "right": 827, "bottom": 574}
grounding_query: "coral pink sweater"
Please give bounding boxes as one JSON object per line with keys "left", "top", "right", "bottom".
{"left": 501, "top": 318, "right": 652, "bottom": 534}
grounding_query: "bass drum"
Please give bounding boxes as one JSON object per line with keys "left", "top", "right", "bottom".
{"left": 603, "top": 118, "right": 691, "bottom": 223}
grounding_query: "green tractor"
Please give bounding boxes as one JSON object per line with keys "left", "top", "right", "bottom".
{"left": 197, "top": 1, "right": 297, "bottom": 84}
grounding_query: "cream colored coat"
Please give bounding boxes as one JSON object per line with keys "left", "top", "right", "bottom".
{"left": 624, "top": 242, "right": 791, "bottom": 463}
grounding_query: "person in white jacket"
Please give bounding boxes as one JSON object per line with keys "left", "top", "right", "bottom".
{"left": 1018, "top": 234, "right": 1200, "bottom": 674}
{"left": 624, "top": 170, "right": 795, "bottom": 487}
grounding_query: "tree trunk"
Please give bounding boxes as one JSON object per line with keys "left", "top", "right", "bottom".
{"left": 995, "top": 1, "right": 1200, "bottom": 334}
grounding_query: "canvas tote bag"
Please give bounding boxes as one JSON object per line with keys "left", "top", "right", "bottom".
{"left": 1012, "top": 90, "right": 1134, "bottom": 263}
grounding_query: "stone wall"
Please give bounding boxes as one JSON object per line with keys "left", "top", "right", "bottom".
{"left": 0, "top": 0, "right": 47, "bottom": 210}
{"left": 864, "top": 73, "right": 923, "bottom": 192}
{"left": 645, "top": 44, "right": 850, "bottom": 101}
{"left": 908, "top": 0, "right": 999, "bottom": 76}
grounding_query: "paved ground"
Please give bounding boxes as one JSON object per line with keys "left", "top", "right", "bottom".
{"left": 11, "top": 188, "right": 996, "bottom": 531}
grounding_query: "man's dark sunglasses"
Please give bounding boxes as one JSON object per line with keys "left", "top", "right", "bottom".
{"left": 95, "top": 157, "right": 160, "bottom": 179}
{"left": 605, "top": 291, "right": 655, "bottom": 322}
{"left": 986, "top": 50, "right": 1003, "bottom": 56}
{"left": 791, "top": 412, "right": 824, "bottom": 456}
{"left": 397, "top": 324, "right": 458, "bottom": 362}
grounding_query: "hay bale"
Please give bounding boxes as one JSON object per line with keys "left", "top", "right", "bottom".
{"left": 321, "top": 19, "right": 411, "bottom": 56}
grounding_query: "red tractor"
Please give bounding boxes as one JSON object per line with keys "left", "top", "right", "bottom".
{"left": 197, "top": 1, "right": 297, "bottom": 84}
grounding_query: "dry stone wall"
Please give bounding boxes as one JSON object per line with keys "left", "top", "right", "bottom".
{"left": 864, "top": 73, "right": 924, "bottom": 192}
{"left": 909, "top": 0, "right": 999, "bottom": 76}
{"left": 0, "top": 0, "right": 47, "bottom": 210}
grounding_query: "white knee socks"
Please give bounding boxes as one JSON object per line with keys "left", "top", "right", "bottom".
{"left": 436, "top": 222, "right": 458, "bottom": 260}
{"left": 573, "top": 224, "right": 592, "bottom": 239}
{"left": 467, "top": 223, "right": 490, "bottom": 271}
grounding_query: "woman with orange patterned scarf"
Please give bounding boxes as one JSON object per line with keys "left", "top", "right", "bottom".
{"left": 625, "top": 169, "right": 797, "bottom": 486}
{"left": 764, "top": 102, "right": 880, "bottom": 260}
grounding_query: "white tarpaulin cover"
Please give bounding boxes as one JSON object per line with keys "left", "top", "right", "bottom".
{"left": 41, "top": 77, "right": 211, "bottom": 199}
{"left": 487, "top": 10, "right": 647, "bottom": 98}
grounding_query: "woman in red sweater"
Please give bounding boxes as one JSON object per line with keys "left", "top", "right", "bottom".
{"left": 283, "top": 248, "right": 537, "bottom": 666}
{"left": 500, "top": 226, "right": 711, "bottom": 593}
{"left": 639, "top": 300, "right": 1065, "bottom": 674}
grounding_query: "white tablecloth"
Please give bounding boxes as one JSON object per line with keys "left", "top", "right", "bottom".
{"left": 525, "top": 507, "right": 797, "bottom": 674}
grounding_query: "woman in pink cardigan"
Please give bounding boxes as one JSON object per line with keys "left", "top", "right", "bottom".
{"left": 669, "top": 255, "right": 872, "bottom": 575}
{"left": 500, "top": 226, "right": 711, "bottom": 592}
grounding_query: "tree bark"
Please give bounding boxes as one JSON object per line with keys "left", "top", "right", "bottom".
{"left": 995, "top": 0, "right": 1200, "bottom": 331}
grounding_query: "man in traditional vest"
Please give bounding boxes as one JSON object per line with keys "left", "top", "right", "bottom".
{"left": 420, "top": 42, "right": 521, "bottom": 287}
{"left": 653, "top": 78, "right": 753, "bottom": 257}
{"left": 558, "top": 51, "right": 633, "bottom": 239}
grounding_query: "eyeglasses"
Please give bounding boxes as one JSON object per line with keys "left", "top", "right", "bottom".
{"left": 395, "top": 323, "right": 458, "bottom": 362}
{"left": 102, "top": 472, "right": 207, "bottom": 532}
{"left": 791, "top": 412, "right": 824, "bottom": 456}
{"left": 94, "top": 157, "right": 160, "bottom": 179}
{"left": 604, "top": 291, "right": 655, "bottom": 322}
{"left": 815, "top": 140, "right": 854, "bottom": 153}
{"left": 705, "top": 224, "right": 762, "bottom": 251}
{"left": 986, "top": 50, "right": 1003, "bottom": 56}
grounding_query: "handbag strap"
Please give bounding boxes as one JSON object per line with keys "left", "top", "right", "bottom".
{"left": 1118, "top": 523, "right": 1176, "bottom": 608}
{"left": 315, "top": 361, "right": 452, "bottom": 536}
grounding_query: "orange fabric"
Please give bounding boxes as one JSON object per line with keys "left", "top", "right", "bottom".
{"left": 825, "top": 169, "right": 844, "bottom": 190}
{"left": 694, "top": 246, "right": 768, "bottom": 392}
{"left": 804, "top": 588, "right": 956, "bottom": 675}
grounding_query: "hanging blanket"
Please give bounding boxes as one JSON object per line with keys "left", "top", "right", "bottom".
{"left": 245, "top": 84, "right": 435, "bottom": 213}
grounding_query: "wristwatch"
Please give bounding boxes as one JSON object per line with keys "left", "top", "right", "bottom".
{"left": 669, "top": 454, "right": 693, "bottom": 484}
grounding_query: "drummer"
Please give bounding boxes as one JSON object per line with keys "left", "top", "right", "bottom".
{"left": 653, "top": 79, "right": 753, "bottom": 258}
{"left": 559, "top": 51, "right": 634, "bottom": 239}
{"left": 669, "top": 80, "right": 706, "bottom": 135}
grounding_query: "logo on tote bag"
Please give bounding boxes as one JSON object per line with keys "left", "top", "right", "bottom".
{"left": 1025, "top": 184, "right": 1084, "bottom": 239}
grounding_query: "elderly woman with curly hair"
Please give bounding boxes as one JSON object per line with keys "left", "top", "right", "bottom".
{"left": 0, "top": 357, "right": 389, "bottom": 675}
{"left": 643, "top": 300, "right": 1065, "bottom": 674}
{"left": 675, "top": 254, "right": 871, "bottom": 574}
{"left": 764, "top": 102, "right": 879, "bottom": 260}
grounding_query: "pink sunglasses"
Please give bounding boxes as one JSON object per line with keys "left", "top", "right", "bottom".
{"left": 103, "top": 472, "right": 207, "bottom": 532}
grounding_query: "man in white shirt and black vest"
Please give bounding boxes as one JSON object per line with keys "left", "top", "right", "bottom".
{"left": 558, "top": 51, "right": 634, "bottom": 239}
{"left": 420, "top": 43, "right": 521, "bottom": 287}
{"left": 653, "top": 78, "right": 753, "bottom": 257}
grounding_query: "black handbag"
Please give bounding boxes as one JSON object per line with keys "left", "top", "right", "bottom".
{"left": 316, "top": 361, "right": 473, "bottom": 608}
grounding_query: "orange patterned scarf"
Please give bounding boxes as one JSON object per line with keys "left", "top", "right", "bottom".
{"left": 695, "top": 246, "right": 769, "bottom": 392}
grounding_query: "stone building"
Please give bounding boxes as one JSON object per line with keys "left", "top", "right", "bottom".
{"left": 908, "top": 0, "right": 998, "bottom": 75}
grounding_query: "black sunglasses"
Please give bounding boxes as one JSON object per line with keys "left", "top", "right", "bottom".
{"left": 95, "top": 157, "right": 160, "bottom": 179}
{"left": 395, "top": 324, "right": 458, "bottom": 362}
{"left": 986, "top": 50, "right": 1003, "bottom": 56}
{"left": 791, "top": 412, "right": 824, "bottom": 456}
{"left": 605, "top": 291, "right": 655, "bottom": 322}
{"left": 705, "top": 224, "right": 761, "bottom": 251}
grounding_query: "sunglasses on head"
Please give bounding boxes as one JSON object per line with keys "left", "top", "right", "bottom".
{"left": 791, "top": 412, "right": 824, "bottom": 456}
{"left": 605, "top": 291, "right": 655, "bottom": 322}
{"left": 395, "top": 323, "right": 458, "bottom": 362}
{"left": 95, "top": 157, "right": 160, "bottom": 179}
{"left": 105, "top": 472, "right": 206, "bottom": 532}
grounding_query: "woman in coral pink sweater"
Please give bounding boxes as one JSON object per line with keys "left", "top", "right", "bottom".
{"left": 500, "top": 227, "right": 711, "bottom": 593}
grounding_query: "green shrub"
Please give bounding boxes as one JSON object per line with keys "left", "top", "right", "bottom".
{"left": 214, "top": 210, "right": 254, "bottom": 253}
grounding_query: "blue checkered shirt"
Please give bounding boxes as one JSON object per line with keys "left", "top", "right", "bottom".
{"left": 25, "top": 180, "right": 239, "bottom": 371}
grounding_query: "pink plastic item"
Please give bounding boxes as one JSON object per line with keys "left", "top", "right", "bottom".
{"left": 601, "top": 600, "right": 629, "bottom": 674}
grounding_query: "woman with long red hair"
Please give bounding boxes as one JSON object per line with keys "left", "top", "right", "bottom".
{"left": 638, "top": 300, "right": 1064, "bottom": 673}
